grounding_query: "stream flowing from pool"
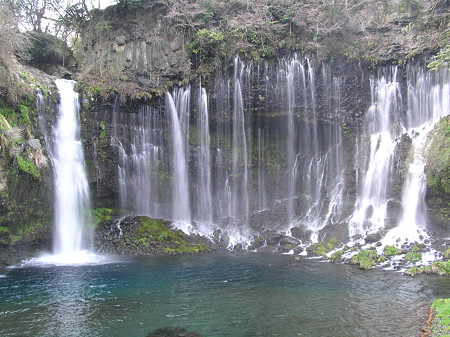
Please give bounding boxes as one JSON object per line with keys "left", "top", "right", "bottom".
{"left": 1, "top": 253, "right": 449, "bottom": 337}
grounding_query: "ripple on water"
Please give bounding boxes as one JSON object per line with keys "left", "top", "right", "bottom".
{"left": 0, "top": 253, "right": 448, "bottom": 337}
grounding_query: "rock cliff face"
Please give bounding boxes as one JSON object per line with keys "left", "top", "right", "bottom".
{"left": 76, "top": 0, "right": 448, "bottom": 100}
{"left": 79, "top": 2, "right": 190, "bottom": 100}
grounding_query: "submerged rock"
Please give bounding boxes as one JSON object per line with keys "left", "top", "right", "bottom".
{"left": 146, "top": 327, "right": 203, "bottom": 337}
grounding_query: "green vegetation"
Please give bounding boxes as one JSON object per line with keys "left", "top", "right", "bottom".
{"left": 0, "top": 103, "right": 32, "bottom": 127}
{"left": 350, "top": 250, "right": 379, "bottom": 270}
{"left": 443, "top": 248, "right": 450, "bottom": 260}
{"left": 405, "top": 266, "right": 423, "bottom": 276}
{"left": 383, "top": 245, "right": 404, "bottom": 256}
{"left": 426, "top": 116, "right": 450, "bottom": 195}
{"left": 308, "top": 237, "right": 339, "bottom": 257}
{"left": 135, "top": 217, "right": 210, "bottom": 255}
{"left": 188, "top": 28, "right": 225, "bottom": 57}
{"left": 98, "top": 121, "right": 107, "bottom": 139}
{"left": 15, "top": 154, "right": 40, "bottom": 179}
{"left": 0, "top": 226, "right": 11, "bottom": 246}
{"left": 92, "top": 208, "right": 114, "bottom": 227}
{"left": 330, "top": 249, "right": 344, "bottom": 263}
{"left": 432, "top": 261, "right": 450, "bottom": 276}
{"left": 431, "top": 298, "right": 450, "bottom": 335}
{"left": 405, "top": 252, "right": 422, "bottom": 263}
{"left": 7, "top": 221, "right": 49, "bottom": 245}
{"left": 428, "top": 44, "right": 450, "bottom": 71}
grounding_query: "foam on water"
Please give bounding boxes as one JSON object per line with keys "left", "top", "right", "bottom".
{"left": 20, "top": 251, "right": 117, "bottom": 267}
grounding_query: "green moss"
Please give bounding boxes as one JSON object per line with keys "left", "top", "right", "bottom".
{"left": 163, "top": 244, "right": 208, "bottom": 255}
{"left": 443, "top": 248, "right": 450, "bottom": 260}
{"left": 10, "top": 235, "right": 22, "bottom": 244}
{"left": 377, "top": 255, "right": 387, "bottom": 263}
{"left": 308, "top": 237, "right": 340, "bottom": 257}
{"left": 428, "top": 45, "right": 450, "bottom": 71}
{"left": 405, "top": 266, "right": 423, "bottom": 276}
{"left": 15, "top": 155, "right": 40, "bottom": 179}
{"left": 426, "top": 116, "right": 450, "bottom": 195}
{"left": 134, "top": 217, "right": 210, "bottom": 255}
{"left": 431, "top": 298, "right": 450, "bottom": 335}
{"left": 411, "top": 245, "right": 421, "bottom": 253}
{"left": 0, "top": 226, "right": 11, "bottom": 246}
{"left": 432, "top": 261, "right": 450, "bottom": 276}
{"left": 281, "top": 243, "right": 294, "bottom": 253}
{"left": 0, "top": 107, "right": 18, "bottom": 127}
{"left": 17, "top": 105, "right": 31, "bottom": 125}
{"left": 0, "top": 226, "right": 10, "bottom": 234}
{"left": 405, "top": 252, "right": 422, "bottom": 263}
{"left": 92, "top": 208, "right": 113, "bottom": 226}
{"left": 350, "top": 250, "right": 378, "bottom": 270}
{"left": 383, "top": 245, "right": 403, "bottom": 256}
{"left": 98, "top": 121, "right": 107, "bottom": 139}
{"left": 330, "top": 249, "right": 344, "bottom": 263}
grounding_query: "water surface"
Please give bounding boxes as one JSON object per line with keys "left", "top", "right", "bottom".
{"left": 1, "top": 253, "right": 449, "bottom": 337}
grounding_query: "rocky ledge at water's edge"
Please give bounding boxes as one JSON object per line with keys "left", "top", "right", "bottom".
{"left": 95, "top": 215, "right": 220, "bottom": 256}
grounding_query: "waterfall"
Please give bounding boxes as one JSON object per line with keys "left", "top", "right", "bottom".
{"left": 349, "top": 69, "right": 403, "bottom": 238}
{"left": 106, "top": 56, "right": 447, "bottom": 252}
{"left": 281, "top": 55, "right": 305, "bottom": 225}
{"left": 382, "top": 66, "right": 450, "bottom": 245}
{"left": 166, "top": 88, "right": 191, "bottom": 224}
{"left": 195, "top": 87, "right": 213, "bottom": 227}
{"left": 231, "top": 57, "right": 249, "bottom": 219}
{"left": 115, "top": 106, "right": 165, "bottom": 218}
{"left": 50, "top": 80, "right": 92, "bottom": 257}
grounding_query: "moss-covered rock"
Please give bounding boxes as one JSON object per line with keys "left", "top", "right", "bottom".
{"left": 330, "top": 249, "right": 344, "bottom": 263}
{"left": 383, "top": 245, "right": 404, "bottom": 256}
{"left": 426, "top": 116, "right": 450, "bottom": 196}
{"left": 405, "top": 252, "right": 422, "bottom": 263}
{"left": 431, "top": 261, "right": 450, "bottom": 276}
{"left": 307, "top": 238, "right": 340, "bottom": 257}
{"left": 96, "top": 215, "right": 214, "bottom": 255}
{"left": 350, "top": 250, "right": 379, "bottom": 270}
{"left": 443, "top": 248, "right": 450, "bottom": 260}
{"left": 404, "top": 266, "right": 423, "bottom": 277}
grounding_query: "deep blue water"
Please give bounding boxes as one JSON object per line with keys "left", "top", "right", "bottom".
{"left": 1, "top": 253, "right": 449, "bottom": 337}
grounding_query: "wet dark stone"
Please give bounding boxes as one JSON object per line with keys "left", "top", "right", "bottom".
{"left": 146, "top": 327, "right": 204, "bottom": 337}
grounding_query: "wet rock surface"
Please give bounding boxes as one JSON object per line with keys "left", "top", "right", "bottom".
{"left": 146, "top": 327, "right": 204, "bottom": 337}
{"left": 95, "top": 215, "right": 218, "bottom": 255}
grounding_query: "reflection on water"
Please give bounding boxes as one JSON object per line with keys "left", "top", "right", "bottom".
{"left": 0, "top": 253, "right": 449, "bottom": 337}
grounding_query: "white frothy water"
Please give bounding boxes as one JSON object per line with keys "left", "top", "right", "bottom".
{"left": 166, "top": 88, "right": 191, "bottom": 223}
{"left": 52, "top": 80, "right": 91, "bottom": 256}
{"left": 349, "top": 69, "right": 402, "bottom": 237}
{"left": 382, "top": 66, "right": 450, "bottom": 247}
{"left": 31, "top": 80, "right": 105, "bottom": 266}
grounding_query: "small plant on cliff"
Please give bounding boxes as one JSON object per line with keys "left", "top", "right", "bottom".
{"left": 15, "top": 154, "right": 40, "bottom": 179}
{"left": 92, "top": 208, "right": 113, "bottom": 226}
{"left": 428, "top": 45, "right": 450, "bottom": 71}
